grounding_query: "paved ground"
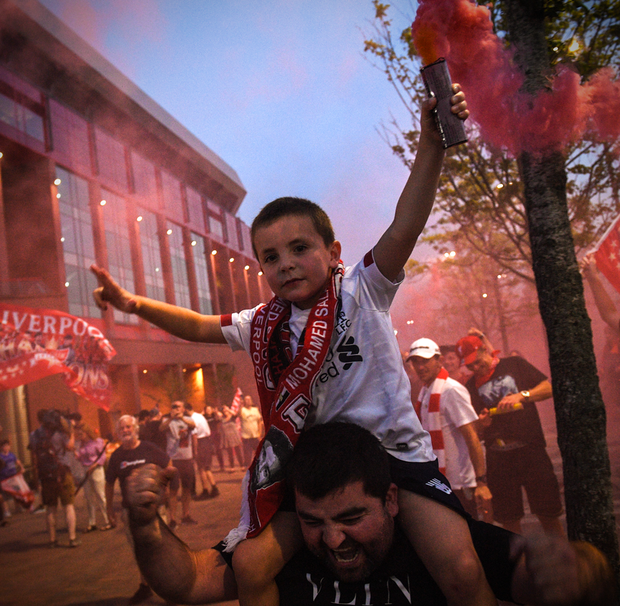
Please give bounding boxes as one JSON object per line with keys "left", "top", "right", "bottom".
{"left": 0, "top": 467, "right": 245, "bottom": 606}
{"left": 1, "top": 404, "right": 619, "bottom": 606}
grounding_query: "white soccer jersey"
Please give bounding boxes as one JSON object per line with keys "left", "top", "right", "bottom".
{"left": 221, "top": 251, "right": 434, "bottom": 463}
{"left": 417, "top": 376, "right": 478, "bottom": 489}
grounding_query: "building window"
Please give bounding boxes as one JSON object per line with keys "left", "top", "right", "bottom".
{"left": 191, "top": 233, "right": 213, "bottom": 315}
{"left": 0, "top": 90, "right": 45, "bottom": 142}
{"left": 95, "top": 127, "right": 128, "bottom": 192}
{"left": 138, "top": 208, "right": 165, "bottom": 302}
{"left": 161, "top": 170, "right": 184, "bottom": 223}
{"left": 186, "top": 186, "right": 205, "bottom": 230}
{"left": 56, "top": 167, "right": 100, "bottom": 318}
{"left": 225, "top": 212, "right": 238, "bottom": 250}
{"left": 207, "top": 200, "right": 225, "bottom": 241}
{"left": 131, "top": 151, "right": 157, "bottom": 206}
{"left": 49, "top": 100, "right": 91, "bottom": 176}
{"left": 167, "top": 222, "right": 190, "bottom": 309}
{"left": 101, "top": 189, "right": 138, "bottom": 325}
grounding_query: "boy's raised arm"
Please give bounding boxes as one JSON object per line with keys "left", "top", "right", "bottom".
{"left": 90, "top": 264, "right": 226, "bottom": 344}
{"left": 373, "top": 85, "right": 468, "bottom": 283}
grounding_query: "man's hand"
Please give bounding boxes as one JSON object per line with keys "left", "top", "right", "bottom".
{"left": 510, "top": 534, "right": 616, "bottom": 605}
{"left": 497, "top": 392, "right": 524, "bottom": 412}
{"left": 579, "top": 252, "right": 599, "bottom": 282}
{"left": 91, "top": 264, "right": 138, "bottom": 313}
{"left": 478, "top": 408, "right": 492, "bottom": 428}
{"left": 420, "top": 83, "right": 469, "bottom": 143}
{"left": 474, "top": 484, "right": 492, "bottom": 518}
{"left": 126, "top": 464, "right": 174, "bottom": 526}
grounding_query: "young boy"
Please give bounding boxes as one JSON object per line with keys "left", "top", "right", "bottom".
{"left": 92, "top": 85, "right": 495, "bottom": 606}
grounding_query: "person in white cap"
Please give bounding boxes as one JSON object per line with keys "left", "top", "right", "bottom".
{"left": 407, "top": 338, "right": 492, "bottom": 519}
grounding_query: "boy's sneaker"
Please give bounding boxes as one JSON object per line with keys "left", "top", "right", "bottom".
{"left": 128, "top": 583, "right": 152, "bottom": 604}
{"left": 181, "top": 515, "right": 197, "bottom": 525}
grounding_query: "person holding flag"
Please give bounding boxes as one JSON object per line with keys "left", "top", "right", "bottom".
{"left": 581, "top": 252, "right": 620, "bottom": 334}
{"left": 580, "top": 239, "right": 620, "bottom": 406}
{"left": 220, "top": 389, "right": 244, "bottom": 472}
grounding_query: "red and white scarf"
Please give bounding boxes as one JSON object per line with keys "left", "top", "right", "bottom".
{"left": 243, "top": 263, "right": 345, "bottom": 538}
{"left": 414, "top": 367, "right": 450, "bottom": 475}
{"left": 475, "top": 356, "right": 500, "bottom": 388}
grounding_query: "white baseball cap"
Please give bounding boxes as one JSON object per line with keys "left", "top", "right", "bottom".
{"left": 406, "top": 338, "right": 441, "bottom": 361}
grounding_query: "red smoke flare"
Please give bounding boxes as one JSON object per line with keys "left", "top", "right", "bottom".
{"left": 412, "top": 0, "right": 620, "bottom": 155}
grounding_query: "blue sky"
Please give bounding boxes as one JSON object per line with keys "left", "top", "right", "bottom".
{"left": 38, "top": 0, "right": 426, "bottom": 265}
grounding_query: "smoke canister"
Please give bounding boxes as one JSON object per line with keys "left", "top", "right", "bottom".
{"left": 420, "top": 58, "right": 467, "bottom": 149}
{"left": 489, "top": 403, "right": 524, "bottom": 416}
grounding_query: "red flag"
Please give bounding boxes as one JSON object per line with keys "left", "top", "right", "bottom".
{"left": 230, "top": 387, "right": 242, "bottom": 415}
{"left": 0, "top": 303, "right": 116, "bottom": 409}
{"left": 230, "top": 386, "right": 243, "bottom": 432}
{"left": 594, "top": 214, "right": 620, "bottom": 295}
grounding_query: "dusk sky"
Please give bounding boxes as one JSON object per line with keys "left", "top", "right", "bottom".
{"left": 38, "top": 0, "right": 427, "bottom": 266}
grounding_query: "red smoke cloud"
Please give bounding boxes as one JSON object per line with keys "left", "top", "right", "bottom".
{"left": 412, "top": 0, "right": 620, "bottom": 155}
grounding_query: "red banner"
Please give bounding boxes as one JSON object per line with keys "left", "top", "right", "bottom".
{"left": 0, "top": 303, "right": 116, "bottom": 409}
{"left": 594, "top": 214, "right": 620, "bottom": 295}
{"left": 230, "top": 386, "right": 242, "bottom": 415}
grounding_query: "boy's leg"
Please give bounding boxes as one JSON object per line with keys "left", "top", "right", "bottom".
{"left": 232, "top": 511, "right": 303, "bottom": 606}
{"left": 398, "top": 489, "right": 496, "bottom": 606}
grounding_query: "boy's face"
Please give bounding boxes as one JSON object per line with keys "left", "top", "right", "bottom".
{"left": 253, "top": 215, "right": 341, "bottom": 310}
{"left": 1, "top": 442, "right": 9, "bottom": 454}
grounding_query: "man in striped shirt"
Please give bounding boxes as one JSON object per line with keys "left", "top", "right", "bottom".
{"left": 407, "top": 338, "right": 491, "bottom": 519}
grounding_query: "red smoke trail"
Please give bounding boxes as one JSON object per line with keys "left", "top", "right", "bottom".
{"left": 412, "top": 0, "right": 620, "bottom": 155}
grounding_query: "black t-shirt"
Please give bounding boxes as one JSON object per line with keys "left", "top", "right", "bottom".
{"left": 214, "top": 520, "right": 516, "bottom": 606}
{"left": 274, "top": 521, "right": 516, "bottom": 605}
{"left": 466, "top": 356, "right": 548, "bottom": 448}
{"left": 140, "top": 419, "right": 168, "bottom": 452}
{"left": 105, "top": 441, "right": 169, "bottom": 508}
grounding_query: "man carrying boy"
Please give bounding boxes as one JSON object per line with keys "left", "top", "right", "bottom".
{"left": 121, "top": 422, "right": 615, "bottom": 606}
{"left": 91, "top": 88, "right": 496, "bottom": 606}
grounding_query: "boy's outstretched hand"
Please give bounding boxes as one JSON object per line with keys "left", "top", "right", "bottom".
{"left": 421, "top": 83, "right": 469, "bottom": 143}
{"left": 91, "top": 264, "right": 137, "bottom": 313}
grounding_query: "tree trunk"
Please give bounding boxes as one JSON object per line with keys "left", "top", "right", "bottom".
{"left": 505, "top": 0, "right": 619, "bottom": 584}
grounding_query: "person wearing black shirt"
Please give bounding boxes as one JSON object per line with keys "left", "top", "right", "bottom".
{"left": 121, "top": 422, "right": 613, "bottom": 606}
{"left": 456, "top": 335, "right": 563, "bottom": 536}
{"left": 105, "top": 414, "right": 172, "bottom": 605}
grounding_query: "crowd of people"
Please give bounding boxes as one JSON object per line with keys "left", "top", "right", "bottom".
{"left": 1, "top": 81, "right": 616, "bottom": 605}
{"left": 6, "top": 395, "right": 261, "bottom": 604}
{"left": 87, "top": 84, "right": 616, "bottom": 606}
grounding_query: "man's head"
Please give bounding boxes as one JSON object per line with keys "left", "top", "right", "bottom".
{"left": 456, "top": 335, "right": 493, "bottom": 378}
{"left": 406, "top": 338, "right": 443, "bottom": 385}
{"left": 117, "top": 414, "right": 140, "bottom": 449}
{"left": 137, "top": 409, "right": 150, "bottom": 425}
{"left": 439, "top": 345, "right": 461, "bottom": 375}
{"left": 170, "top": 401, "right": 184, "bottom": 418}
{"left": 243, "top": 395, "right": 254, "bottom": 408}
{"left": 251, "top": 197, "right": 341, "bottom": 310}
{"left": 184, "top": 402, "right": 193, "bottom": 414}
{"left": 287, "top": 423, "right": 398, "bottom": 582}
